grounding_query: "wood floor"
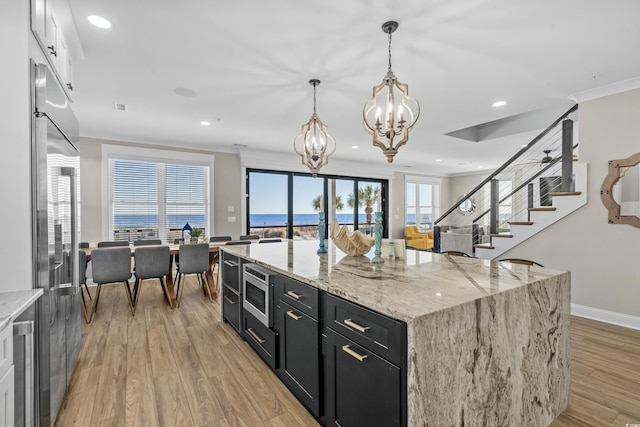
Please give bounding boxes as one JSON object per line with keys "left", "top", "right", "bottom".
{"left": 55, "top": 279, "right": 640, "bottom": 426}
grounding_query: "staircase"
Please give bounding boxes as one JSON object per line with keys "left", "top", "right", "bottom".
{"left": 474, "top": 163, "right": 587, "bottom": 259}
{"left": 433, "top": 105, "right": 585, "bottom": 260}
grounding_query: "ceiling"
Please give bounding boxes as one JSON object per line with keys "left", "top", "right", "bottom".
{"left": 66, "top": 0, "right": 640, "bottom": 176}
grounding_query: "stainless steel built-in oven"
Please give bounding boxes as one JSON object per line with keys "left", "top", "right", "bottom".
{"left": 242, "top": 263, "right": 276, "bottom": 327}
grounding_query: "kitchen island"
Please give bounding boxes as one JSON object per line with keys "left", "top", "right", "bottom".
{"left": 222, "top": 240, "right": 570, "bottom": 426}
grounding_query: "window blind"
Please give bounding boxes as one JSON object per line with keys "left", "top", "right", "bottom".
{"left": 109, "top": 158, "right": 208, "bottom": 242}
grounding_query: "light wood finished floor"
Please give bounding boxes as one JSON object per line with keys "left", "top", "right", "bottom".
{"left": 55, "top": 279, "right": 640, "bottom": 426}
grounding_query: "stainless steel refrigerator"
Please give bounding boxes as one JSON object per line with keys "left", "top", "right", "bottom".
{"left": 31, "top": 61, "right": 83, "bottom": 427}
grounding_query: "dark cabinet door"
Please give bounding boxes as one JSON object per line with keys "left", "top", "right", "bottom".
{"left": 222, "top": 252, "right": 241, "bottom": 292}
{"left": 325, "top": 328, "right": 402, "bottom": 427}
{"left": 278, "top": 300, "right": 320, "bottom": 417}
{"left": 222, "top": 285, "right": 241, "bottom": 333}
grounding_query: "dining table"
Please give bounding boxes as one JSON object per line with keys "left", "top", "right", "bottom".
{"left": 83, "top": 242, "right": 227, "bottom": 307}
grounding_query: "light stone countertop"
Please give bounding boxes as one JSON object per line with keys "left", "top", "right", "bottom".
{"left": 0, "top": 289, "right": 44, "bottom": 332}
{"left": 221, "top": 239, "right": 568, "bottom": 323}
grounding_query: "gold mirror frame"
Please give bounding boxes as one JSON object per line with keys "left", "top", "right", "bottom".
{"left": 600, "top": 151, "right": 640, "bottom": 228}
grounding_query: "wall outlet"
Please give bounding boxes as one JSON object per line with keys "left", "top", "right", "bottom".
{"left": 227, "top": 205, "right": 235, "bottom": 212}
{"left": 227, "top": 216, "right": 236, "bottom": 223}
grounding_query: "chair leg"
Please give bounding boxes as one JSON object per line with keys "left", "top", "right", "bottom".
{"left": 160, "top": 276, "right": 172, "bottom": 308}
{"left": 124, "top": 280, "right": 135, "bottom": 315}
{"left": 88, "top": 283, "right": 103, "bottom": 323}
{"left": 201, "top": 273, "right": 213, "bottom": 302}
{"left": 83, "top": 282, "right": 92, "bottom": 300}
{"left": 176, "top": 274, "right": 184, "bottom": 308}
{"left": 131, "top": 278, "right": 143, "bottom": 315}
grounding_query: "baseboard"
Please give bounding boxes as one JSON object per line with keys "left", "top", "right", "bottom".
{"left": 571, "top": 303, "right": 640, "bottom": 331}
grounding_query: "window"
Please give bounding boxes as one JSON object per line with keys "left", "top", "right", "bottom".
{"left": 405, "top": 177, "right": 441, "bottom": 230}
{"left": 246, "top": 169, "right": 387, "bottom": 240}
{"left": 103, "top": 145, "right": 213, "bottom": 242}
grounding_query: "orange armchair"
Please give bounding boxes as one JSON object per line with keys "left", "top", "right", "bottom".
{"left": 405, "top": 226, "right": 434, "bottom": 250}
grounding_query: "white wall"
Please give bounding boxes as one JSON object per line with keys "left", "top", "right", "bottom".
{"left": 0, "top": 1, "right": 33, "bottom": 291}
{"left": 77, "top": 137, "right": 243, "bottom": 243}
{"left": 502, "top": 88, "right": 640, "bottom": 318}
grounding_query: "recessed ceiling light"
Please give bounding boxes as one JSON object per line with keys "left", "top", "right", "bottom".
{"left": 174, "top": 88, "right": 197, "bottom": 97}
{"left": 200, "top": 121, "right": 211, "bottom": 126}
{"left": 351, "top": 145, "right": 359, "bottom": 149}
{"left": 522, "top": 144, "right": 528, "bottom": 147}
{"left": 478, "top": 165, "right": 484, "bottom": 168}
{"left": 88, "top": 15, "right": 112, "bottom": 29}
{"left": 435, "top": 293, "right": 442, "bottom": 297}
{"left": 492, "top": 100, "right": 507, "bottom": 107}
{"left": 435, "top": 159, "right": 442, "bottom": 162}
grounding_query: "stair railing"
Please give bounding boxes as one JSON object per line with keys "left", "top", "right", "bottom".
{"left": 433, "top": 104, "right": 578, "bottom": 253}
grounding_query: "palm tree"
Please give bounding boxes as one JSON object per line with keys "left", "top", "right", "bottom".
{"left": 347, "top": 185, "right": 381, "bottom": 224}
{"left": 312, "top": 194, "right": 344, "bottom": 212}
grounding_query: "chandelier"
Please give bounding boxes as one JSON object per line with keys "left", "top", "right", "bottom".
{"left": 294, "top": 79, "right": 336, "bottom": 177}
{"left": 363, "top": 21, "right": 420, "bottom": 163}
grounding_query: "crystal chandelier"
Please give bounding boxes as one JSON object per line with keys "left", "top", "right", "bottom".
{"left": 363, "top": 21, "right": 420, "bottom": 163}
{"left": 294, "top": 79, "right": 336, "bottom": 176}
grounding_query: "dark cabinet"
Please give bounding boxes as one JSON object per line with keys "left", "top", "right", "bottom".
{"left": 276, "top": 276, "right": 321, "bottom": 418}
{"left": 243, "top": 310, "right": 277, "bottom": 370}
{"left": 323, "top": 293, "right": 406, "bottom": 427}
{"left": 222, "top": 252, "right": 242, "bottom": 333}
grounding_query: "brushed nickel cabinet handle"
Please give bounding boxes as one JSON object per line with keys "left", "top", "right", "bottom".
{"left": 344, "top": 318, "right": 370, "bottom": 333}
{"left": 247, "top": 328, "right": 265, "bottom": 344}
{"left": 287, "top": 290, "right": 302, "bottom": 299}
{"left": 342, "top": 345, "right": 368, "bottom": 362}
{"left": 287, "top": 310, "right": 302, "bottom": 321}
{"left": 224, "top": 295, "right": 236, "bottom": 305}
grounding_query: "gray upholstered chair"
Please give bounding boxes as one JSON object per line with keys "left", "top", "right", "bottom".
{"left": 441, "top": 250, "right": 472, "bottom": 257}
{"left": 79, "top": 242, "right": 90, "bottom": 248}
{"left": 239, "top": 234, "right": 259, "bottom": 240}
{"left": 79, "top": 249, "right": 90, "bottom": 322}
{"left": 210, "top": 235, "right": 232, "bottom": 242}
{"left": 131, "top": 245, "right": 171, "bottom": 314}
{"left": 498, "top": 258, "right": 544, "bottom": 267}
{"left": 175, "top": 243, "right": 211, "bottom": 307}
{"left": 90, "top": 247, "right": 133, "bottom": 322}
{"left": 97, "top": 240, "right": 130, "bottom": 247}
{"left": 133, "top": 239, "right": 162, "bottom": 246}
{"left": 225, "top": 240, "right": 251, "bottom": 245}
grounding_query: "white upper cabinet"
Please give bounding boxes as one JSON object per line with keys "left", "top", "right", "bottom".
{"left": 31, "top": 0, "right": 75, "bottom": 99}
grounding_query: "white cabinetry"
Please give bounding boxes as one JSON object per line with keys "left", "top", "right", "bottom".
{"left": 30, "top": 0, "right": 74, "bottom": 98}
{"left": 0, "top": 325, "right": 14, "bottom": 427}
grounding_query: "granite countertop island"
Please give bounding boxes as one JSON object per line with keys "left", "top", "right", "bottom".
{"left": 222, "top": 240, "right": 571, "bottom": 426}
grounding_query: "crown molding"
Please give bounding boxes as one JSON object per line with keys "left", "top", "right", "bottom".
{"left": 569, "top": 77, "right": 640, "bottom": 103}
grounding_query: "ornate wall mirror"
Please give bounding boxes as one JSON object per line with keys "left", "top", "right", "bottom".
{"left": 457, "top": 195, "right": 477, "bottom": 216}
{"left": 600, "top": 152, "right": 640, "bottom": 228}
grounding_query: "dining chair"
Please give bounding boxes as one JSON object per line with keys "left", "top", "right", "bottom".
{"left": 131, "top": 245, "right": 171, "bottom": 314}
{"left": 97, "top": 240, "right": 130, "bottom": 247}
{"left": 79, "top": 242, "right": 90, "bottom": 248}
{"left": 133, "top": 239, "right": 162, "bottom": 246}
{"left": 498, "top": 258, "right": 544, "bottom": 267}
{"left": 259, "top": 238, "right": 282, "bottom": 243}
{"left": 210, "top": 235, "right": 232, "bottom": 242}
{"left": 79, "top": 249, "right": 91, "bottom": 322}
{"left": 239, "top": 234, "right": 260, "bottom": 240}
{"left": 441, "top": 250, "right": 472, "bottom": 257}
{"left": 225, "top": 240, "right": 252, "bottom": 245}
{"left": 175, "top": 243, "right": 211, "bottom": 307}
{"left": 89, "top": 247, "right": 133, "bottom": 323}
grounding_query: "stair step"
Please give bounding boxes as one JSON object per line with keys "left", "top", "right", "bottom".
{"left": 550, "top": 191, "right": 582, "bottom": 197}
{"left": 491, "top": 234, "right": 513, "bottom": 238}
{"left": 473, "top": 244, "right": 494, "bottom": 250}
{"left": 528, "top": 207, "right": 557, "bottom": 212}
{"left": 508, "top": 221, "right": 534, "bottom": 225}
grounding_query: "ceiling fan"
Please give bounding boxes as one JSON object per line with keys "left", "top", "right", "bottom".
{"left": 521, "top": 149, "right": 578, "bottom": 166}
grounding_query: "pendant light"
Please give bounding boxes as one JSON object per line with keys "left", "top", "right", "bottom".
{"left": 294, "top": 79, "right": 336, "bottom": 176}
{"left": 363, "top": 21, "right": 420, "bottom": 163}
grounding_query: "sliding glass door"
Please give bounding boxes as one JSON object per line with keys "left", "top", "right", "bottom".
{"left": 247, "top": 169, "right": 388, "bottom": 240}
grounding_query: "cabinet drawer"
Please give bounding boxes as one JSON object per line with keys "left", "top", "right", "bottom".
{"left": 325, "top": 328, "right": 403, "bottom": 427}
{"left": 222, "top": 252, "right": 241, "bottom": 292}
{"left": 0, "top": 324, "right": 13, "bottom": 378}
{"left": 278, "top": 275, "right": 319, "bottom": 319}
{"left": 243, "top": 310, "right": 277, "bottom": 370}
{"left": 222, "top": 286, "right": 241, "bottom": 334}
{"left": 324, "top": 293, "right": 404, "bottom": 366}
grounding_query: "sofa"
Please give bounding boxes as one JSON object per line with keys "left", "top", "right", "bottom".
{"left": 404, "top": 226, "right": 434, "bottom": 250}
{"left": 435, "top": 224, "right": 488, "bottom": 256}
